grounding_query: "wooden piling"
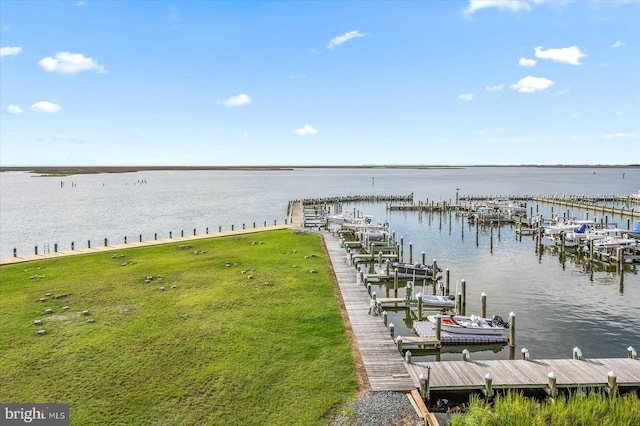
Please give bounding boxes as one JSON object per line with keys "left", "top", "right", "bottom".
{"left": 509, "top": 312, "right": 516, "bottom": 348}
{"left": 573, "top": 347, "right": 582, "bottom": 360}
{"left": 481, "top": 292, "right": 487, "bottom": 318}
{"left": 607, "top": 371, "right": 618, "bottom": 395}
{"left": 547, "top": 372, "right": 558, "bottom": 398}
{"left": 483, "top": 373, "right": 493, "bottom": 398}
{"left": 461, "top": 279, "right": 466, "bottom": 316}
{"left": 445, "top": 269, "right": 450, "bottom": 295}
{"left": 432, "top": 259, "right": 437, "bottom": 281}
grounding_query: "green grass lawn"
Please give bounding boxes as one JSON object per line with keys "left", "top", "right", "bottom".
{"left": 0, "top": 230, "right": 358, "bottom": 425}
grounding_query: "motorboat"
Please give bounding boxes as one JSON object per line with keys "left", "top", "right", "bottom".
{"left": 468, "top": 207, "right": 508, "bottom": 222}
{"left": 422, "top": 294, "right": 456, "bottom": 309}
{"left": 427, "top": 314, "right": 509, "bottom": 336}
{"left": 487, "top": 198, "right": 527, "bottom": 215}
{"left": 543, "top": 219, "right": 596, "bottom": 236}
{"left": 593, "top": 235, "right": 637, "bottom": 249}
{"left": 391, "top": 261, "right": 441, "bottom": 278}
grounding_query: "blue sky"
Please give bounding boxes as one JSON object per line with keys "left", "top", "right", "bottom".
{"left": 1, "top": 0, "right": 638, "bottom": 166}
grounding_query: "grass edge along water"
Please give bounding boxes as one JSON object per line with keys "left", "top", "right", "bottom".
{"left": 0, "top": 229, "right": 358, "bottom": 425}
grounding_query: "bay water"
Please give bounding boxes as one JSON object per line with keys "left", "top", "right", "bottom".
{"left": 1, "top": 167, "right": 639, "bottom": 360}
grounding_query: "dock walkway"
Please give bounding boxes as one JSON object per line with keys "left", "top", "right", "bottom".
{"left": 322, "top": 231, "right": 415, "bottom": 391}
{"left": 406, "top": 358, "right": 640, "bottom": 393}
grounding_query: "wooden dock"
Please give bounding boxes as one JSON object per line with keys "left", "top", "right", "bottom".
{"left": 406, "top": 358, "right": 640, "bottom": 393}
{"left": 322, "top": 231, "right": 415, "bottom": 391}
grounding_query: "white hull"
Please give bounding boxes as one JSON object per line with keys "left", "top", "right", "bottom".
{"left": 422, "top": 295, "right": 456, "bottom": 308}
{"left": 427, "top": 315, "right": 508, "bottom": 336}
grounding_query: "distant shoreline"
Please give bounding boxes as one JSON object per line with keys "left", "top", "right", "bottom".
{"left": 0, "top": 164, "right": 638, "bottom": 176}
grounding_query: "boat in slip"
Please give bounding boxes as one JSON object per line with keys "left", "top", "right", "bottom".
{"left": 391, "top": 261, "right": 441, "bottom": 278}
{"left": 422, "top": 294, "right": 456, "bottom": 309}
{"left": 427, "top": 314, "right": 510, "bottom": 336}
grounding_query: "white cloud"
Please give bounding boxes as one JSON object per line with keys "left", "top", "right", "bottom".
{"left": 0, "top": 46, "right": 22, "bottom": 57}
{"left": 217, "top": 94, "right": 252, "bottom": 107}
{"left": 30, "top": 101, "right": 61, "bottom": 113}
{"left": 6, "top": 105, "right": 23, "bottom": 115}
{"left": 604, "top": 132, "right": 636, "bottom": 139}
{"left": 510, "top": 76, "right": 554, "bottom": 93}
{"left": 534, "top": 46, "right": 586, "bottom": 65}
{"left": 486, "top": 84, "right": 504, "bottom": 92}
{"left": 615, "top": 111, "right": 623, "bottom": 115}
{"left": 519, "top": 57, "right": 537, "bottom": 67}
{"left": 38, "top": 52, "right": 106, "bottom": 74}
{"left": 240, "top": 131, "right": 249, "bottom": 137}
{"left": 458, "top": 93, "right": 474, "bottom": 102}
{"left": 612, "top": 40, "right": 625, "bottom": 48}
{"left": 464, "top": 0, "right": 531, "bottom": 15}
{"left": 294, "top": 124, "right": 318, "bottom": 136}
{"left": 328, "top": 30, "right": 367, "bottom": 49}
{"left": 53, "top": 134, "right": 84, "bottom": 143}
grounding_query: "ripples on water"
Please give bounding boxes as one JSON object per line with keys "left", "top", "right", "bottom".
{"left": 1, "top": 167, "right": 639, "bottom": 359}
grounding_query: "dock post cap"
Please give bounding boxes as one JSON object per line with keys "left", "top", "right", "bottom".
{"left": 607, "top": 371, "right": 617, "bottom": 378}
{"left": 627, "top": 346, "right": 637, "bottom": 358}
{"left": 573, "top": 347, "right": 582, "bottom": 360}
{"left": 509, "top": 311, "right": 516, "bottom": 317}
{"left": 484, "top": 373, "right": 492, "bottom": 380}
{"left": 435, "top": 313, "right": 441, "bottom": 318}
{"left": 548, "top": 372, "right": 556, "bottom": 379}
{"left": 481, "top": 292, "right": 487, "bottom": 297}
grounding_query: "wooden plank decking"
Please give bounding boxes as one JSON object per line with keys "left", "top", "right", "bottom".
{"left": 323, "top": 232, "right": 415, "bottom": 391}
{"left": 406, "top": 358, "right": 640, "bottom": 392}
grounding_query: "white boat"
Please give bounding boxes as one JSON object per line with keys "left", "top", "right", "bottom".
{"left": 327, "top": 211, "right": 368, "bottom": 225}
{"left": 422, "top": 295, "right": 456, "bottom": 309}
{"left": 593, "top": 235, "right": 637, "bottom": 249}
{"left": 543, "top": 219, "right": 595, "bottom": 236}
{"left": 487, "top": 198, "right": 527, "bottom": 215}
{"left": 391, "top": 261, "right": 441, "bottom": 278}
{"left": 427, "top": 314, "right": 509, "bottom": 336}
{"left": 468, "top": 207, "right": 509, "bottom": 222}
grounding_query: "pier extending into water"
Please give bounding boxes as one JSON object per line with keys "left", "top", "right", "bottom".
{"left": 316, "top": 198, "right": 640, "bottom": 423}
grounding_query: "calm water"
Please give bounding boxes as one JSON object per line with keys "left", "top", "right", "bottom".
{"left": 1, "top": 167, "right": 639, "bottom": 360}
